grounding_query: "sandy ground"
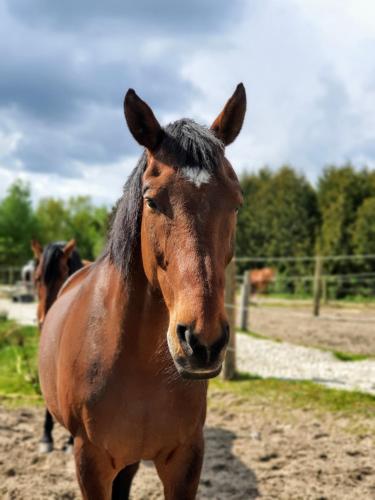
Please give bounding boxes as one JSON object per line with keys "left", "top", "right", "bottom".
{"left": 248, "top": 304, "right": 375, "bottom": 355}
{"left": 1, "top": 392, "right": 374, "bottom": 500}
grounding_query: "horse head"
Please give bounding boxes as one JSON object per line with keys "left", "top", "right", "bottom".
{"left": 123, "top": 84, "right": 246, "bottom": 379}
{"left": 31, "top": 239, "right": 78, "bottom": 327}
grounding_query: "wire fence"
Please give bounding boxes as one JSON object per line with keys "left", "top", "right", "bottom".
{"left": 235, "top": 254, "right": 375, "bottom": 263}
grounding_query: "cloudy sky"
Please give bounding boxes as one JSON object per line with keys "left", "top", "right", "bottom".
{"left": 1, "top": 0, "right": 375, "bottom": 205}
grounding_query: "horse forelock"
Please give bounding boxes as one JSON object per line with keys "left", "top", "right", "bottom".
{"left": 42, "top": 243, "right": 64, "bottom": 286}
{"left": 105, "top": 119, "right": 224, "bottom": 279}
{"left": 160, "top": 119, "right": 224, "bottom": 172}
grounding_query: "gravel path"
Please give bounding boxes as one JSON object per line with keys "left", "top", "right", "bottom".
{"left": 0, "top": 298, "right": 36, "bottom": 325}
{"left": 237, "top": 333, "right": 375, "bottom": 395}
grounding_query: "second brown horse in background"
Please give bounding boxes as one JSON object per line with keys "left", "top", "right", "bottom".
{"left": 250, "top": 267, "right": 275, "bottom": 294}
{"left": 32, "top": 239, "right": 84, "bottom": 452}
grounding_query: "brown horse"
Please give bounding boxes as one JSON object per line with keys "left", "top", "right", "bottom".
{"left": 39, "top": 83, "right": 246, "bottom": 499}
{"left": 32, "top": 239, "right": 84, "bottom": 452}
{"left": 250, "top": 267, "right": 275, "bottom": 294}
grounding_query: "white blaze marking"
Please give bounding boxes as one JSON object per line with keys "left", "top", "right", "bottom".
{"left": 182, "top": 167, "right": 211, "bottom": 187}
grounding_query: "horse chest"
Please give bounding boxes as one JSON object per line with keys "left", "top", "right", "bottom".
{"left": 82, "top": 373, "right": 207, "bottom": 462}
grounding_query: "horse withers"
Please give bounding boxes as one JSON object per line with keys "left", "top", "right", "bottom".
{"left": 32, "top": 239, "right": 84, "bottom": 452}
{"left": 39, "top": 83, "right": 246, "bottom": 499}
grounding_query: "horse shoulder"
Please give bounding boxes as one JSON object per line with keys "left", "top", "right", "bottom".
{"left": 58, "top": 262, "right": 95, "bottom": 297}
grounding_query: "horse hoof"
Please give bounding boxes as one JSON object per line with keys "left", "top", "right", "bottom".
{"left": 39, "top": 441, "right": 53, "bottom": 453}
{"left": 63, "top": 444, "right": 73, "bottom": 454}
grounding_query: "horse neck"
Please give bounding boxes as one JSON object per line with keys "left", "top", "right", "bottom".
{"left": 116, "top": 254, "right": 170, "bottom": 362}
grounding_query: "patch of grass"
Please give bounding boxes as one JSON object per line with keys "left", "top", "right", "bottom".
{"left": 241, "top": 329, "right": 283, "bottom": 342}
{"left": 0, "top": 318, "right": 41, "bottom": 404}
{"left": 267, "top": 292, "right": 313, "bottom": 300}
{"left": 209, "top": 373, "right": 375, "bottom": 418}
{"left": 333, "top": 351, "right": 370, "bottom": 362}
{"left": 338, "top": 295, "right": 375, "bottom": 304}
{"left": 0, "top": 310, "right": 8, "bottom": 321}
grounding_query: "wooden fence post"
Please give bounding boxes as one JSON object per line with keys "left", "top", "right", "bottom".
{"left": 239, "top": 270, "right": 250, "bottom": 331}
{"left": 223, "top": 259, "right": 236, "bottom": 380}
{"left": 313, "top": 256, "right": 322, "bottom": 316}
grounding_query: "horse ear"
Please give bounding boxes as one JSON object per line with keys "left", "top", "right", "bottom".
{"left": 124, "top": 89, "right": 164, "bottom": 152}
{"left": 31, "top": 240, "right": 43, "bottom": 259}
{"left": 63, "top": 239, "right": 76, "bottom": 259}
{"left": 210, "top": 83, "right": 246, "bottom": 146}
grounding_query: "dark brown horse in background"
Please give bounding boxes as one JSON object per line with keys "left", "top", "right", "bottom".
{"left": 32, "top": 239, "right": 84, "bottom": 452}
{"left": 39, "top": 83, "right": 246, "bottom": 499}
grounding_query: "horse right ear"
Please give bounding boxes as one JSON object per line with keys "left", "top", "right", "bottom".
{"left": 63, "top": 239, "right": 76, "bottom": 259}
{"left": 31, "top": 240, "right": 43, "bottom": 259}
{"left": 124, "top": 89, "right": 164, "bottom": 152}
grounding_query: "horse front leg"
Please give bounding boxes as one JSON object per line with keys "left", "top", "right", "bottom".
{"left": 39, "top": 408, "right": 54, "bottom": 453}
{"left": 74, "top": 435, "right": 117, "bottom": 500}
{"left": 154, "top": 431, "right": 204, "bottom": 500}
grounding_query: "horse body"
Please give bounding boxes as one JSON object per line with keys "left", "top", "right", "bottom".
{"left": 42, "top": 255, "right": 207, "bottom": 459}
{"left": 39, "top": 84, "right": 246, "bottom": 499}
{"left": 250, "top": 267, "right": 275, "bottom": 294}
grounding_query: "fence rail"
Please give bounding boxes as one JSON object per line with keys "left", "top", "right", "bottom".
{"left": 235, "top": 254, "right": 375, "bottom": 263}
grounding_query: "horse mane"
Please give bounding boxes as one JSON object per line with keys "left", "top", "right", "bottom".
{"left": 105, "top": 119, "right": 224, "bottom": 280}
{"left": 42, "top": 242, "right": 84, "bottom": 286}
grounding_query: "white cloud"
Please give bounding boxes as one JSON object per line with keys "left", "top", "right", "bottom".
{"left": 0, "top": 156, "right": 139, "bottom": 207}
{"left": 1, "top": 0, "right": 375, "bottom": 201}
{"left": 181, "top": 0, "right": 375, "bottom": 180}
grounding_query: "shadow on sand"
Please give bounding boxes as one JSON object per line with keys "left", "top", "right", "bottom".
{"left": 201, "top": 426, "right": 259, "bottom": 499}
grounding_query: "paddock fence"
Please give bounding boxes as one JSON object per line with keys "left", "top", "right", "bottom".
{"left": 223, "top": 254, "right": 375, "bottom": 379}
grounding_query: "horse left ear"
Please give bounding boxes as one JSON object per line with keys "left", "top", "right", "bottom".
{"left": 124, "top": 89, "right": 164, "bottom": 152}
{"left": 211, "top": 83, "right": 246, "bottom": 146}
{"left": 63, "top": 239, "right": 76, "bottom": 259}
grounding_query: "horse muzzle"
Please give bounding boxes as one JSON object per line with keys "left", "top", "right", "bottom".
{"left": 168, "top": 321, "right": 229, "bottom": 380}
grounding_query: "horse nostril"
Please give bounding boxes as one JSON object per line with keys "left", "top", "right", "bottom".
{"left": 176, "top": 324, "right": 208, "bottom": 361}
{"left": 210, "top": 323, "right": 230, "bottom": 362}
{"left": 176, "top": 324, "right": 194, "bottom": 356}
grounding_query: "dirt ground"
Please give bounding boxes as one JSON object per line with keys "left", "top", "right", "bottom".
{"left": 249, "top": 304, "right": 375, "bottom": 355}
{"left": 1, "top": 391, "right": 374, "bottom": 500}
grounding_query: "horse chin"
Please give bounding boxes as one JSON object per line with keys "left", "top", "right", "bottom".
{"left": 174, "top": 362, "right": 223, "bottom": 380}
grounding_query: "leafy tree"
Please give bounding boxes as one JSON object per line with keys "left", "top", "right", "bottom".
{"left": 36, "top": 196, "right": 109, "bottom": 260}
{"left": 0, "top": 180, "right": 38, "bottom": 265}
{"left": 35, "top": 198, "right": 68, "bottom": 244}
{"left": 317, "top": 164, "right": 374, "bottom": 275}
{"left": 237, "top": 166, "right": 320, "bottom": 290}
{"left": 352, "top": 197, "right": 375, "bottom": 266}
{"left": 64, "top": 196, "right": 109, "bottom": 260}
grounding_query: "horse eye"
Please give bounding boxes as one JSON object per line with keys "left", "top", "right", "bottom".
{"left": 146, "top": 198, "right": 158, "bottom": 210}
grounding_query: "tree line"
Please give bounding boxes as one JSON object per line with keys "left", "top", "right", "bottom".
{"left": 1, "top": 163, "right": 375, "bottom": 294}
{"left": 0, "top": 180, "right": 109, "bottom": 266}
{"left": 237, "top": 164, "right": 375, "bottom": 296}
